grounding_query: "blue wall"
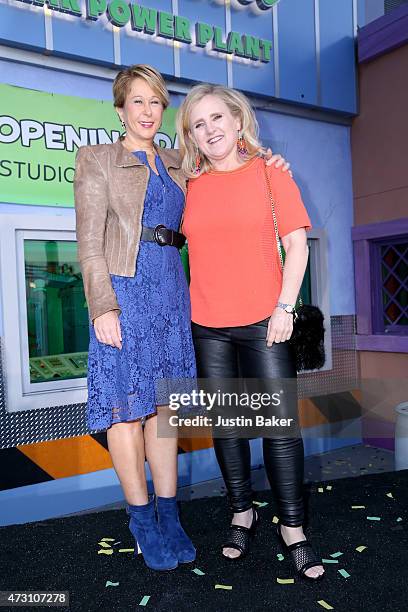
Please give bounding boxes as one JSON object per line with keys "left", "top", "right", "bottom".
{"left": 0, "top": 0, "right": 357, "bottom": 113}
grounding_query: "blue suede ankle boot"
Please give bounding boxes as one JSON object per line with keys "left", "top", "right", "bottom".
{"left": 127, "top": 498, "right": 178, "bottom": 571}
{"left": 156, "top": 496, "right": 196, "bottom": 563}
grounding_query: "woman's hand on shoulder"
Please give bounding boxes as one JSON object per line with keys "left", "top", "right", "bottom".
{"left": 93, "top": 311, "right": 122, "bottom": 349}
{"left": 262, "top": 148, "right": 293, "bottom": 178}
{"left": 266, "top": 308, "right": 294, "bottom": 347}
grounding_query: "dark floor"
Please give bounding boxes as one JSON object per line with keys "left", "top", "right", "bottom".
{"left": 0, "top": 459, "right": 406, "bottom": 612}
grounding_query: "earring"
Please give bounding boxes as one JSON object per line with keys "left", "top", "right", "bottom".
{"left": 120, "top": 119, "right": 126, "bottom": 136}
{"left": 193, "top": 146, "right": 201, "bottom": 174}
{"left": 237, "top": 130, "right": 248, "bottom": 155}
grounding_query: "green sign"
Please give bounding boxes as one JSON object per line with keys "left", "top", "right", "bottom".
{"left": 15, "top": 0, "right": 273, "bottom": 63}
{"left": 0, "top": 84, "right": 177, "bottom": 207}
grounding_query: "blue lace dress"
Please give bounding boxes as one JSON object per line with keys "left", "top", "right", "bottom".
{"left": 86, "top": 151, "right": 196, "bottom": 431}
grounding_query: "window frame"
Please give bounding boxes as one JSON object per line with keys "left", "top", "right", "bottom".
{"left": 352, "top": 217, "right": 408, "bottom": 353}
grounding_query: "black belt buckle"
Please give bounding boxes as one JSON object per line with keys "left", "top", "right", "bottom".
{"left": 154, "top": 224, "right": 168, "bottom": 246}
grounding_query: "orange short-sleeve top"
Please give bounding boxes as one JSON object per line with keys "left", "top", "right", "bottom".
{"left": 182, "top": 156, "right": 312, "bottom": 327}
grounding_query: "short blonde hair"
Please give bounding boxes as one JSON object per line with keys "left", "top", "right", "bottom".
{"left": 176, "top": 83, "right": 262, "bottom": 177}
{"left": 113, "top": 64, "right": 169, "bottom": 109}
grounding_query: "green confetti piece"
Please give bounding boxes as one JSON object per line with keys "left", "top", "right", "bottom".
{"left": 322, "top": 559, "right": 339, "bottom": 564}
{"left": 98, "top": 542, "right": 112, "bottom": 548}
{"left": 318, "top": 600, "right": 334, "bottom": 610}
{"left": 338, "top": 569, "right": 350, "bottom": 579}
{"left": 330, "top": 552, "right": 343, "bottom": 558}
{"left": 397, "top": 517, "right": 403, "bottom": 522}
{"left": 139, "top": 596, "right": 150, "bottom": 606}
{"left": 367, "top": 516, "right": 381, "bottom": 521}
{"left": 192, "top": 568, "right": 205, "bottom": 576}
{"left": 326, "top": 485, "right": 332, "bottom": 490}
{"left": 215, "top": 584, "right": 232, "bottom": 590}
{"left": 98, "top": 549, "right": 113, "bottom": 555}
{"left": 351, "top": 505, "right": 365, "bottom": 509}
{"left": 277, "top": 554, "right": 284, "bottom": 561}
{"left": 118, "top": 548, "right": 134, "bottom": 553}
{"left": 355, "top": 546, "right": 367, "bottom": 553}
{"left": 272, "top": 515, "right": 279, "bottom": 524}
{"left": 101, "top": 538, "right": 115, "bottom": 542}
{"left": 253, "top": 501, "right": 269, "bottom": 508}
{"left": 318, "top": 487, "right": 324, "bottom": 493}
{"left": 105, "top": 581, "right": 119, "bottom": 587}
{"left": 386, "top": 492, "right": 394, "bottom": 498}
{"left": 276, "top": 578, "right": 294, "bottom": 584}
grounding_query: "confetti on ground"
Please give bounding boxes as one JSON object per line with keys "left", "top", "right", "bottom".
{"left": 318, "top": 600, "right": 334, "bottom": 610}
{"left": 397, "top": 517, "right": 403, "bottom": 522}
{"left": 318, "top": 487, "right": 324, "bottom": 493}
{"left": 277, "top": 578, "right": 294, "bottom": 584}
{"left": 139, "top": 596, "right": 150, "bottom": 606}
{"left": 105, "top": 581, "right": 119, "bottom": 587}
{"left": 330, "top": 552, "right": 343, "bottom": 558}
{"left": 338, "top": 569, "right": 350, "bottom": 579}
{"left": 326, "top": 485, "right": 332, "bottom": 491}
{"left": 386, "top": 492, "right": 394, "bottom": 498}
{"left": 113, "top": 541, "right": 121, "bottom": 546}
{"left": 192, "top": 568, "right": 205, "bottom": 576}
{"left": 98, "top": 549, "right": 113, "bottom": 555}
{"left": 101, "top": 538, "right": 115, "bottom": 542}
{"left": 272, "top": 515, "right": 279, "bottom": 524}
{"left": 356, "top": 546, "right": 367, "bottom": 553}
{"left": 98, "top": 542, "right": 113, "bottom": 548}
{"left": 118, "top": 549, "right": 135, "bottom": 553}
{"left": 253, "top": 501, "right": 269, "bottom": 508}
{"left": 277, "top": 554, "right": 284, "bottom": 561}
{"left": 322, "top": 559, "right": 339, "bottom": 564}
{"left": 351, "top": 505, "right": 365, "bottom": 509}
{"left": 367, "top": 516, "right": 381, "bottom": 521}
{"left": 215, "top": 584, "right": 232, "bottom": 590}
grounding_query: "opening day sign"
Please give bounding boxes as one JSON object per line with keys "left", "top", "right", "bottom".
{"left": 0, "top": 84, "right": 177, "bottom": 207}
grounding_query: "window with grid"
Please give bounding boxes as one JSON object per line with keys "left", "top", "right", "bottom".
{"left": 373, "top": 237, "right": 408, "bottom": 335}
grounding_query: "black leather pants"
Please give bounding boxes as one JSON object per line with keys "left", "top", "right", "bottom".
{"left": 192, "top": 318, "right": 305, "bottom": 527}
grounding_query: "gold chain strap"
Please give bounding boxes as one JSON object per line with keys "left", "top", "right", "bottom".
{"left": 263, "top": 166, "right": 303, "bottom": 310}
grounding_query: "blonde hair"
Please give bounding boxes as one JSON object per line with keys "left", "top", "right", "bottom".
{"left": 113, "top": 64, "right": 169, "bottom": 109}
{"left": 176, "top": 83, "right": 262, "bottom": 177}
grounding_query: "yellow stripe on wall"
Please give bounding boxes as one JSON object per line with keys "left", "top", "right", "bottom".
{"left": 18, "top": 436, "right": 112, "bottom": 479}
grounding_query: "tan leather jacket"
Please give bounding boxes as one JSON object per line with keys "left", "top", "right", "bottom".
{"left": 74, "top": 139, "right": 187, "bottom": 322}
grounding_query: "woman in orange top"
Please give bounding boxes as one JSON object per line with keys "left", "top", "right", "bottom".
{"left": 176, "top": 84, "right": 324, "bottom": 581}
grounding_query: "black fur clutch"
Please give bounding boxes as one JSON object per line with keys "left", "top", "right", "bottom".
{"left": 289, "top": 304, "right": 326, "bottom": 371}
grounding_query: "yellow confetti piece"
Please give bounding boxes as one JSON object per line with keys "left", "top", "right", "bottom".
{"left": 118, "top": 549, "right": 134, "bottom": 553}
{"left": 98, "top": 542, "right": 113, "bottom": 548}
{"left": 272, "top": 515, "right": 279, "bottom": 524}
{"left": 318, "top": 487, "right": 324, "bottom": 493}
{"left": 355, "top": 546, "right": 367, "bottom": 553}
{"left": 351, "top": 505, "right": 365, "bottom": 509}
{"left": 215, "top": 584, "right": 232, "bottom": 590}
{"left": 386, "top": 492, "right": 394, "bottom": 498}
{"left": 326, "top": 485, "right": 332, "bottom": 490}
{"left": 105, "top": 581, "right": 119, "bottom": 587}
{"left": 330, "top": 552, "right": 343, "bottom": 558}
{"left": 338, "top": 569, "right": 350, "bottom": 579}
{"left": 192, "top": 568, "right": 205, "bottom": 576}
{"left": 101, "top": 538, "right": 115, "bottom": 542}
{"left": 277, "top": 578, "right": 294, "bottom": 584}
{"left": 277, "top": 554, "right": 284, "bottom": 561}
{"left": 367, "top": 516, "right": 381, "bottom": 521}
{"left": 318, "top": 600, "right": 334, "bottom": 610}
{"left": 139, "top": 595, "right": 150, "bottom": 606}
{"left": 98, "top": 549, "right": 113, "bottom": 555}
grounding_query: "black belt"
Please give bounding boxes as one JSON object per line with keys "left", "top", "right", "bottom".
{"left": 140, "top": 224, "right": 186, "bottom": 249}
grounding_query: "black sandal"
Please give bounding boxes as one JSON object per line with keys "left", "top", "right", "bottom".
{"left": 276, "top": 523, "right": 324, "bottom": 581}
{"left": 222, "top": 508, "right": 259, "bottom": 560}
